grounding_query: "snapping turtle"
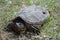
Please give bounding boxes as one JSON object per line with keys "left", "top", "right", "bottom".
{"left": 6, "top": 5, "right": 50, "bottom": 35}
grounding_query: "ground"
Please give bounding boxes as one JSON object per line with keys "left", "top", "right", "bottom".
{"left": 0, "top": 0, "right": 60, "bottom": 40}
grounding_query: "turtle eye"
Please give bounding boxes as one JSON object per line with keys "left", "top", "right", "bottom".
{"left": 19, "top": 23, "right": 22, "bottom": 25}
{"left": 43, "top": 12, "right": 46, "bottom": 14}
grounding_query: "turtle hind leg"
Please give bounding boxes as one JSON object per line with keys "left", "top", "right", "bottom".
{"left": 36, "top": 32, "right": 40, "bottom": 35}
{"left": 35, "top": 29, "right": 40, "bottom": 35}
{"left": 33, "top": 30, "right": 40, "bottom": 35}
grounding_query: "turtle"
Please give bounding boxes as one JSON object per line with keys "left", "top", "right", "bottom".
{"left": 6, "top": 5, "right": 50, "bottom": 35}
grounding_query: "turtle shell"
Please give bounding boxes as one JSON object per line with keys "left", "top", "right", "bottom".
{"left": 15, "top": 5, "right": 50, "bottom": 24}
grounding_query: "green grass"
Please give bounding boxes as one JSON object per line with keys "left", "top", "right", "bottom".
{"left": 0, "top": 0, "right": 60, "bottom": 40}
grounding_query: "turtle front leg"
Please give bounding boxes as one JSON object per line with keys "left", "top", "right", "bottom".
{"left": 5, "top": 22, "right": 14, "bottom": 32}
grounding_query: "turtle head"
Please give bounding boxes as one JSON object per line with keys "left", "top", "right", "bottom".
{"left": 16, "top": 22, "right": 24, "bottom": 29}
